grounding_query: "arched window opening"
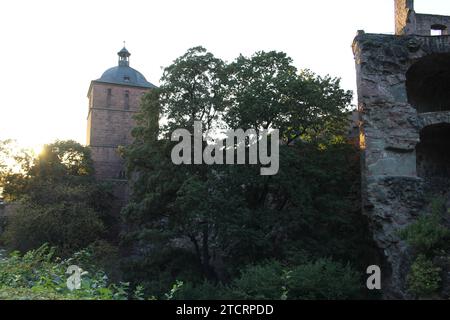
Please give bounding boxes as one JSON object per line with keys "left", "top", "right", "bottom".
{"left": 406, "top": 53, "right": 450, "bottom": 113}
{"left": 431, "top": 24, "right": 448, "bottom": 36}
{"left": 416, "top": 124, "right": 450, "bottom": 186}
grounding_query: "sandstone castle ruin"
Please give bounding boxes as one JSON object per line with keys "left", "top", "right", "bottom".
{"left": 354, "top": 0, "right": 450, "bottom": 298}
{"left": 82, "top": 0, "right": 450, "bottom": 299}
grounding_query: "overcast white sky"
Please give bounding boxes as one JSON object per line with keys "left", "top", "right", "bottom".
{"left": 1, "top": 0, "right": 449, "bottom": 150}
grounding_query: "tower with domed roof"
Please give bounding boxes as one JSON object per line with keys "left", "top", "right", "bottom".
{"left": 86, "top": 46, "right": 155, "bottom": 202}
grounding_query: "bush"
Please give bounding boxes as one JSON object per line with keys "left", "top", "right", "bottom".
{"left": 400, "top": 196, "right": 450, "bottom": 254}
{"left": 230, "top": 261, "right": 286, "bottom": 300}
{"left": 400, "top": 215, "right": 450, "bottom": 254}
{"left": 227, "top": 259, "right": 361, "bottom": 300}
{"left": 287, "top": 258, "right": 361, "bottom": 300}
{"left": 173, "top": 281, "right": 231, "bottom": 300}
{"left": 83, "top": 240, "right": 122, "bottom": 282}
{"left": 0, "top": 244, "right": 132, "bottom": 300}
{"left": 407, "top": 255, "right": 441, "bottom": 298}
{"left": 1, "top": 199, "right": 105, "bottom": 256}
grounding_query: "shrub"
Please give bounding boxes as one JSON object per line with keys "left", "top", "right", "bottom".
{"left": 229, "top": 261, "right": 285, "bottom": 300}
{"left": 1, "top": 199, "right": 105, "bottom": 256}
{"left": 0, "top": 244, "right": 131, "bottom": 300}
{"left": 287, "top": 258, "right": 361, "bottom": 300}
{"left": 172, "top": 281, "right": 231, "bottom": 300}
{"left": 227, "top": 259, "right": 361, "bottom": 300}
{"left": 407, "top": 255, "right": 441, "bottom": 298}
{"left": 400, "top": 196, "right": 450, "bottom": 255}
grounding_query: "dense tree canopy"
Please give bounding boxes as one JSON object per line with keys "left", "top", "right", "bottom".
{"left": 0, "top": 47, "right": 380, "bottom": 300}
{"left": 120, "top": 47, "right": 376, "bottom": 298}
{"left": 0, "top": 140, "right": 114, "bottom": 256}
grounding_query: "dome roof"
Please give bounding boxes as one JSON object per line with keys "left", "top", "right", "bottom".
{"left": 95, "top": 46, "right": 156, "bottom": 88}
{"left": 97, "top": 65, "right": 155, "bottom": 88}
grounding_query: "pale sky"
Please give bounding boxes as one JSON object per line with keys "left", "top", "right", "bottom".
{"left": 1, "top": 0, "right": 449, "bottom": 150}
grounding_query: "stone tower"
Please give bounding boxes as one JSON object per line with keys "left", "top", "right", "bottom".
{"left": 353, "top": 1, "right": 450, "bottom": 298}
{"left": 87, "top": 47, "right": 155, "bottom": 204}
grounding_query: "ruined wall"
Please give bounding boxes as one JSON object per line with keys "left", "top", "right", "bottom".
{"left": 416, "top": 14, "right": 450, "bottom": 36}
{"left": 353, "top": 32, "right": 450, "bottom": 298}
{"left": 395, "top": 0, "right": 415, "bottom": 35}
{"left": 395, "top": 0, "right": 450, "bottom": 36}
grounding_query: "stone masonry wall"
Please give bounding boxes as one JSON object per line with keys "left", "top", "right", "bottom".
{"left": 395, "top": 0, "right": 450, "bottom": 36}
{"left": 395, "top": 0, "right": 415, "bottom": 35}
{"left": 416, "top": 14, "right": 450, "bottom": 36}
{"left": 87, "top": 82, "right": 148, "bottom": 182}
{"left": 353, "top": 32, "right": 450, "bottom": 298}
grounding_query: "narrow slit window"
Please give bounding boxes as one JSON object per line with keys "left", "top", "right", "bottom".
{"left": 124, "top": 91, "right": 130, "bottom": 110}
{"left": 106, "top": 88, "right": 112, "bottom": 106}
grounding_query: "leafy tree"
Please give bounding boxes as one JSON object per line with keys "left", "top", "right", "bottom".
{"left": 0, "top": 140, "right": 114, "bottom": 256}
{"left": 159, "top": 46, "right": 228, "bottom": 134}
{"left": 225, "top": 52, "right": 352, "bottom": 143}
{"left": 120, "top": 47, "right": 374, "bottom": 298}
{"left": 0, "top": 140, "right": 34, "bottom": 202}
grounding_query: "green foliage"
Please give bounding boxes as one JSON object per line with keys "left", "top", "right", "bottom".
{"left": 0, "top": 140, "right": 115, "bottom": 256}
{"left": 0, "top": 244, "right": 128, "bottom": 300}
{"left": 228, "top": 259, "right": 361, "bottom": 300}
{"left": 407, "top": 255, "right": 441, "bottom": 298}
{"left": 1, "top": 140, "right": 94, "bottom": 201}
{"left": 400, "top": 197, "right": 450, "bottom": 299}
{"left": 172, "top": 280, "right": 231, "bottom": 300}
{"left": 1, "top": 47, "right": 374, "bottom": 300}
{"left": 165, "top": 280, "right": 184, "bottom": 300}
{"left": 287, "top": 258, "right": 361, "bottom": 300}
{"left": 83, "top": 240, "right": 122, "bottom": 282}
{"left": 0, "top": 244, "right": 182, "bottom": 300}
{"left": 399, "top": 215, "right": 450, "bottom": 253}
{"left": 0, "top": 140, "right": 34, "bottom": 201}
{"left": 230, "top": 262, "right": 285, "bottom": 300}
{"left": 225, "top": 53, "right": 352, "bottom": 142}
{"left": 400, "top": 196, "right": 450, "bottom": 254}
{"left": 172, "top": 259, "right": 361, "bottom": 300}
{"left": 159, "top": 46, "right": 228, "bottom": 134}
{"left": 119, "top": 47, "right": 375, "bottom": 298}
{"left": 2, "top": 199, "right": 104, "bottom": 255}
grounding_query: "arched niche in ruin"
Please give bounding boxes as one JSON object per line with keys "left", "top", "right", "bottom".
{"left": 406, "top": 53, "right": 450, "bottom": 113}
{"left": 416, "top": 123, "right": 450, "bottom": 184}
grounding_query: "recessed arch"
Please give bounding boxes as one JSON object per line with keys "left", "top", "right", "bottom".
{"left": 406, "top": 53, "right": 450, "bottom": 113}
{"left": 416, "top": 123, "right": 450, "bottom": 181}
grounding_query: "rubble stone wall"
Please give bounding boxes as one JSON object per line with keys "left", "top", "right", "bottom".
{"left": 353, "top": 32, "right": 450, "bottom": 298}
